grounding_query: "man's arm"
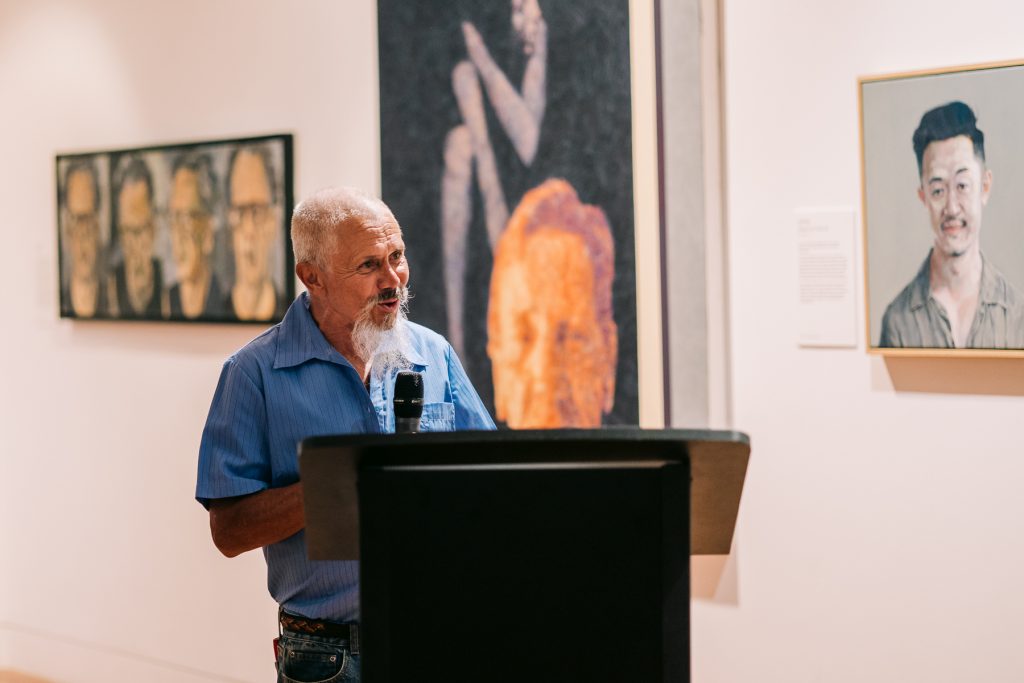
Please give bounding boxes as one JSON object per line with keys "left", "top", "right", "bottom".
{"left": 209, "top": 482, "right": 305, "bottom": 558}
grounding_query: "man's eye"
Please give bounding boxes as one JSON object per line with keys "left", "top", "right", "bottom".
{"left": 931, "top": 188, "right": 944, "bottom": 198}
{"left": 390, "top": 251, "right": 404, "bottom": 262}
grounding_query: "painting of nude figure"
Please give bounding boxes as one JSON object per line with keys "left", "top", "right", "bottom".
{"left": 379, "top": 0, "right": 638, "bottom": 427}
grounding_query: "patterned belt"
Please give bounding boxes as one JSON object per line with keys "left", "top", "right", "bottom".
{"left": 280, "top": 610, "right": 360, "bottom": 645}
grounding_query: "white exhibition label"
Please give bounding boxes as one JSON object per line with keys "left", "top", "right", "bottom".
{"left": 796, "top": 208, "right": 857, "bottom": 347}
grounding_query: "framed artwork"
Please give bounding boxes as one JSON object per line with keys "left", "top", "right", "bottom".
{"left": 56, "top": 133, "right": 293, "bottom": 323}
{"left": 378, "top": 0, "right": 640, "bottom": 427}
{"left": 861, "top": 61, "right": 1024, "bottom": 355}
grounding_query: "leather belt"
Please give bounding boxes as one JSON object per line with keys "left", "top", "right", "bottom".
{"left": 280, "top": 610, "right": 359, "bottom": 645}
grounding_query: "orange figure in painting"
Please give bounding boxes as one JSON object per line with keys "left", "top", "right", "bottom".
{"left": 487, "top": 178, "right": 617, "bottom": 428}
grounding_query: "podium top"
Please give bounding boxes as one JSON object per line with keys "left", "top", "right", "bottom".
{"left": 303, "top": 426, "right": 749, "bottom": 452}
{"left": 300, "top": 427, "right": 750, "bottom": 557}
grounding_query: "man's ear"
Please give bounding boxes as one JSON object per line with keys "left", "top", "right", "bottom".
{"left": 982, "top": 168, "right": 993, "bottom": 205}
{"left": 917, "top": 185, "right": 926, "bottom": 205}
{"left": 296, "top": 262, "right": 322, "bottom": 292}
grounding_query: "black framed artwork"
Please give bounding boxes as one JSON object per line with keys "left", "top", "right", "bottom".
{"left": 56, "top": 133, "right": 293, "bottom": 323}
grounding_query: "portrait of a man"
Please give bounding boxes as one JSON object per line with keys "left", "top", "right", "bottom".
{"left": 487, "top": 179, "right": 617, "bottom": 427}
{"left": 111, "top": 155, "right": 162, "bottom": 319}
{"left": 59, "top": 158, "right": 108, "bottom": 319}
{"left": 167, "top": 151, "right": 226, "bottom": 320}
{"left": 862, "top": 63, "right": 1024, "bottom": 352}
{"left": 226, "top": 145, "right": 286, "bottom": 322}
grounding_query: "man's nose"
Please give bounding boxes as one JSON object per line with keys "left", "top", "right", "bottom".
{"left": 379, "top": 262, "right": 402, "bottom": 289}
{"left": 943, "top": 190, "right": 962, "bottom": 216}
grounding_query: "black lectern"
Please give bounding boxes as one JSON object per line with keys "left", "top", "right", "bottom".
{"left": 300, "top": 428, "right": 749, "bottom": 683}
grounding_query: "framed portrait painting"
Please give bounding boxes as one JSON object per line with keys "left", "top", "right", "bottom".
{"left": 860, "top": 61, "right": 1024, "bottom": 356}
{"left": 56, "top": 133, "right": 293, "bottom": 324}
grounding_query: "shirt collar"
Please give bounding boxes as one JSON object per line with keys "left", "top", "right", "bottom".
{"left": 907, "top": 253, "right": 932, "bottom": 311}
{"left": 273, "top": 292, "right": 429, "bottom": 369}
{"left": 978, "top": 252, "right": 1008, "bottom": 307}
{"left": 910, "top": 249, "right": 1006, "bottom": 310}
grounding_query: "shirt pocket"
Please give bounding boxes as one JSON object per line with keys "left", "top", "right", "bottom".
{"left": 419, "top": 401, "right": 456, "bottom": 432}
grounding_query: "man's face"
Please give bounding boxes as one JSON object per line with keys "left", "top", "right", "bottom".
{"left": 229, "top": 150, "right": 276, "bottom": 286}
{"left": 170, "top": 168, "right": 213, "bottom": 281}
{"left": 511, "top": 0, "right": 543, "bottom": 55}
{"left": 316, "top": 210, "right": 409, "bottom": 332}
{"left": 65, "top": 169, "right": 100, "bottom": 277}
{"left": 917, "top": 135, "right": 992, "bottom": 258}
{"left": 117, "top": 178, "right": 155, "bottom": 281}
{"left": 488, "top": 229, "right": 615, "bottom": 428}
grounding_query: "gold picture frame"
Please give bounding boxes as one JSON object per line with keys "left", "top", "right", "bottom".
{"left": 860, "top": 60, "right": 1024, "bottom": 357}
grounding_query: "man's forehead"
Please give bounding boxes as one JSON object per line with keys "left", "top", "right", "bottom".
{"left": 171, "top": 168, "right": 201, "bottom": 207}
{"left": 338, "top": 214, "right": 403, "bottom": 252}
{"left": 67, "top": 170, "right": 96, "bottom": 210}
{"left": 923, "top": 135, "right": 981, "bottom": 173}
{"left": 230, "top": 151, "right": 271, "bottom": 204}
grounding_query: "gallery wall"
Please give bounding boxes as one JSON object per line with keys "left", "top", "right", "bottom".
{"left": 701, "top": 0, "right": 1024, "bottom": 681}
{"left": 0, "top": 1, "right": 379, "bottom": 680}
{"left": 3, "top": 0, "right": 1024, "bottom": 682}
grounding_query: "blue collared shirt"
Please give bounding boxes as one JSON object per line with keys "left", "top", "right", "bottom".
{"left": 196, "top": 293, "right": 495, "bottom": 620}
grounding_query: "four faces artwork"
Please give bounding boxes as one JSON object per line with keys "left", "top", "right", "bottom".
{"left": 58, "top": 139, "right": 290, "bottom": 323}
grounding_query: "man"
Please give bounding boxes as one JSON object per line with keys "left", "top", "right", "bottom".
{"left": 880, "top": 101, "right": 1024, "bottom": 348}
{"left": 112, "top": 155, "right": 162, "bottom": 318}
{"left": 167, "top": 151, "right": 225, "bottom": 319}
{"left": 196, "top": 187, "right": 494, "bottom": 681}
{"left": 61, "top": 159, "right": 107, "bottom": 318}
{"left": 487, "top": 178, "right": 617, "bottom": 427}
{"left": 226, "top": 145, "right": 284, "bottom": 321}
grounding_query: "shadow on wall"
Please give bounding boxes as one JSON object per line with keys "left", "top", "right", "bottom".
{"left": 692, "top": 551, "right": 739, "bottom": 604}
{"left": 882, "top": 356, "right": 1024, "bottom": 396}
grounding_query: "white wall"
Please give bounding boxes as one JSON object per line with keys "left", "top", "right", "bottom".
{"left": 0, "top": 1, "right": 378, "bottom": 680}
{"left": 697, "top": 0, "right": 1024, "bottom": 681}
{"left": 5, "top": 0, "right": 1024, "bottom": 682}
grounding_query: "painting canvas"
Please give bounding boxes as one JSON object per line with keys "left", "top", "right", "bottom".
{"left": 379, "top": 0, "right": 639, "bottom": 427}
{"left": 56, "top": 134, "right": 293, "bottom": 323}
{"left": 861, "top": 62, "right": 1024, "bottom": 354}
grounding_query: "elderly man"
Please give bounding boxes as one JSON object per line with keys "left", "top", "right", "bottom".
{"left": 880, "top": 101, "right": 1024, "bottom": 348}
{"left": 196, "top": 187, "right": 494, "bottom": 682}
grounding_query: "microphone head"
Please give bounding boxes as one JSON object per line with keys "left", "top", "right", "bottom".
{"left": 394, "top": 371, "right": 424, "bottom": 419}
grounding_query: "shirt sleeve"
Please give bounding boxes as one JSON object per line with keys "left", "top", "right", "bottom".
{"left": 195, "top": 357, "right": 272, "bottom": 509}
{"left": 446, "top": 344, "right": 497, "bottom": 431}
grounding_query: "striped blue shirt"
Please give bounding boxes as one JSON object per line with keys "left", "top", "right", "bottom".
{"left": 196, "top": 292, "right": 495, "bottom": 620}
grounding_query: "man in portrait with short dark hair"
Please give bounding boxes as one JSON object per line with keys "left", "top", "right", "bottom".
{"left": 112, "top": 155, "right": 162, "bottom": 318}
{"left": 880, "top": 101, "right": 1024, "bottom": 348}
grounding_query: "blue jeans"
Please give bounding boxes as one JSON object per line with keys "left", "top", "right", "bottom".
{"left": 276, "top": 630, "right": 361, "bottom": 683}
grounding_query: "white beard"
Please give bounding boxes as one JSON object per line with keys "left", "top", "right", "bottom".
{"left": 351, "top": 288, "right": 413, "bottom": 380}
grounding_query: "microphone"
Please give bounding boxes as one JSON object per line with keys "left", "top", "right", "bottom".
{"left": 394, "top": 371, "right": 424, "bottom": 433}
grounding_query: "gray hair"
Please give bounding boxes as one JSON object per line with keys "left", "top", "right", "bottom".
{"left": 290, "top": 186, "right": 395, "bottom": 269}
